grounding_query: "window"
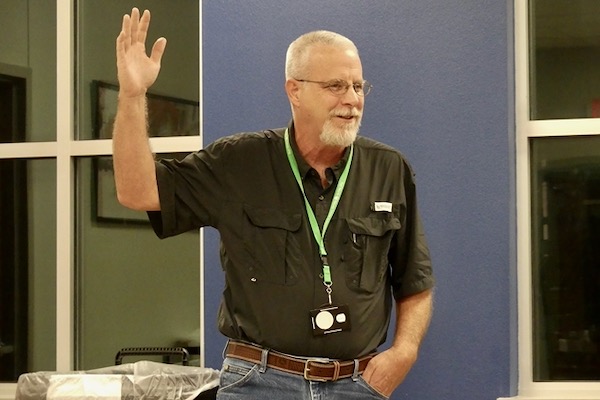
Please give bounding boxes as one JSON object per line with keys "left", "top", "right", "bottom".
{"left": 529, "top": 0, "right": 600, "bottom": 120}
{"left": 0, "top": 159, "right": 56, "bottom": 382}
{"left": 0, "top": 2, "right": 202, "bottom": 398}
{"left": 75, "top": 156, "right": 201, "bottom": 369}
{"left": 75, "top": 0, "right": 201, "bottom": 370}
{"left": 514, "top": 0, "right": 600, "bottom": 397}
{"left": 0, "top": 1, "right": 58, "bottom": 393}
{"left": 531, "top": 136, "right": 600, "bottom": 381}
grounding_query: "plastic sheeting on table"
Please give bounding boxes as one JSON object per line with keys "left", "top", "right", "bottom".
{"left": 16, "top": 360, "right": 220, "bottom": 400}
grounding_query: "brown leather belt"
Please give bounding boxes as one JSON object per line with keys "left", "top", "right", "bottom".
{"left": 225, "top": 341, "right": 374, "bottom": 382}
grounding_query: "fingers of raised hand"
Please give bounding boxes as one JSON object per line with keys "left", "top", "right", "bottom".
{"left": 129, "top": 7, "right": 140, "bottom": 44}
{"left": 118, "top": 14, "right": 130, "bottom": 52}
{"left": 118, "top": 8, "right": 153, "bottom": 54}
{"left": 137, "top": 9, "right": 151, "bottom": 46}
{"left": 122, "top": 8, "right": 148, "bottom": 45}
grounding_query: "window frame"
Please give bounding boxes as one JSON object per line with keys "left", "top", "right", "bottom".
{"left": 0, "top": 2, "right": 204, "bottom": 398}
{"left": 509, "top": 0, "right": 600, "bottom": 398}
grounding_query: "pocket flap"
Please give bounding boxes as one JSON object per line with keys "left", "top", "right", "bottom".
{"left": 346, "top": 216, "right": 401, "bottom": 236}
{"left": 243, "top": 205, "right": 302, "bottom": 231}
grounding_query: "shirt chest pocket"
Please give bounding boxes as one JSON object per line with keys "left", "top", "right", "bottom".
{"left": 243, "top": 205, "right": 302, "bottom": 285}
{"left": 344, "top": 216, "right": 401, "bottom": 292}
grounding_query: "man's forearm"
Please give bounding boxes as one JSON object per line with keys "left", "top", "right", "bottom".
{"left": 392, "top": 288, "right": 433, "bottom": 353}
{"left": 362, "top": 288, "right": 433, "bottom": 397}
{"left": 112, "top": 94, "right": 160, "bottom": 211}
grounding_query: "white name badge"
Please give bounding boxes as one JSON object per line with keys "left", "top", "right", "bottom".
{"left": 373, "top": 201, "right": 393, "bottom": 212}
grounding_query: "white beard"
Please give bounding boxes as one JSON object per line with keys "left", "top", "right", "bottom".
{"left": 319, "top": 110, "right": 362, "bottom": 147}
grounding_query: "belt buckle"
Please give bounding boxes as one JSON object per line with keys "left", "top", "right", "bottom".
{"left": 303, "top": 359, "right": 329, "bottom": 382}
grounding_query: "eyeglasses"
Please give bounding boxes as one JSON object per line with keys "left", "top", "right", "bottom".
{"left": 295, "top": 78, "right": 372, "bottom": 97}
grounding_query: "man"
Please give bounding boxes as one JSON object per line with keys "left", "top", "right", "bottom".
{"left": 113, "top": 7, "right": 434, "bottom": 399}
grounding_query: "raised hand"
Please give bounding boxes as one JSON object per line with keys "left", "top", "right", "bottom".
{"left": 115, "top": 8, "right": 166, "bottom": 98}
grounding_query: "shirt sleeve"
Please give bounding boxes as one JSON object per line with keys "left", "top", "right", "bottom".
{"left": 389, "top": 160, "right": 435, "bottom": 299}
{"left": 148, "top": 143, "right": 226, "bottom": 239}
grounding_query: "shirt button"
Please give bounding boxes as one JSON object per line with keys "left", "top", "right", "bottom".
{"left": 318, "top": 195, "right": 325, "bottom": 201}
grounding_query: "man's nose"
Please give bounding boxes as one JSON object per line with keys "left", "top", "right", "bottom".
{"left": 341, "top": 86, "right": 361, "bottom": 105}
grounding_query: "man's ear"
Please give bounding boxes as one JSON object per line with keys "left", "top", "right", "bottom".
{"left": 285, "top": 79, "right": 301, "bottom": 107}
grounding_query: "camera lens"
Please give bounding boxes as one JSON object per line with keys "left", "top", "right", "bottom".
{"left": 315, "top": 310, "right": 334, "bottom": 330}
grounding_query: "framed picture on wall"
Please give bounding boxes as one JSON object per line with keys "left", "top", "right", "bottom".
{"left": 92, "top": 81, "right": 199, "bottom": 223}
{"left": 92, "top": 80, "right": 200, "bottom": 139}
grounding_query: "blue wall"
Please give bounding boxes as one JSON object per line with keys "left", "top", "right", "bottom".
{"left": 202, "top": 1, "right": 515, "bottom": 399}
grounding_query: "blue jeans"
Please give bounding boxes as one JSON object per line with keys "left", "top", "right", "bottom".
{"left": 215, "top": 357, "right": 388, "bottom": 400}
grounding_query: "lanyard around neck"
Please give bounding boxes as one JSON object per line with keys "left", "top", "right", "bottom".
{"left": 284, "top": 129, "right": 354, "bottom": 293}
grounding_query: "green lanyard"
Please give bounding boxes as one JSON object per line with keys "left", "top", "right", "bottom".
{"left": 284, "top": 129, "right": 354, "bottom": 304}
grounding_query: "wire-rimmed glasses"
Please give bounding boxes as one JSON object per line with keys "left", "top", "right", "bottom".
{"left": 295, "top": 78, "right": 372, "bottom": 96}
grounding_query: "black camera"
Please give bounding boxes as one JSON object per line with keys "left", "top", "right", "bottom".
{"left": 309, "top": 304, "right": 351, "bottom": 336}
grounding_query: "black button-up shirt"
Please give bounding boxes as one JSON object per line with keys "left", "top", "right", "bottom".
{"left": 148, "top": 123, "right": 434, "bottom": 359}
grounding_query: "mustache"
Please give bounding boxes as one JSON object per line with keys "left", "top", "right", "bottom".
{"left": 331, "top": 108, "right": 361, "bottom": 118}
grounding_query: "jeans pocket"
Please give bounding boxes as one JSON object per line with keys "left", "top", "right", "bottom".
{"left": 218, "top": 358, "right": 258, "bottom": 392}
{"left": 357, "top": 376, "right": 390, "bottom": 399}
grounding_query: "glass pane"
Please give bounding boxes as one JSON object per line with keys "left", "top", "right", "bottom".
{"left": 0, "top": 158, "right": 56, "bottom": 382}
{"left": 531, "top": 135, "right": 600, "bottom": 380}
{"left": 77, "top": 0, "right": 199, "bottom": 140}
{"left": 75, "top": 156, "right": 200, "bottom": 370}
{"left": 0, "top": 1, "right": 56, "bottom": 142}
{"left": 530, "top": 0, "right": 600, "bottom": 120}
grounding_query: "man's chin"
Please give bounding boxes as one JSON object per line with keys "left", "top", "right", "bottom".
{"left": 320, "top": 129, "right": 358, "bottom": 147}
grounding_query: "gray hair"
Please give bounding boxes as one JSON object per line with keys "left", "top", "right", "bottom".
{"left": 285, "top": 30, "right": 359, "bottom": 80}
